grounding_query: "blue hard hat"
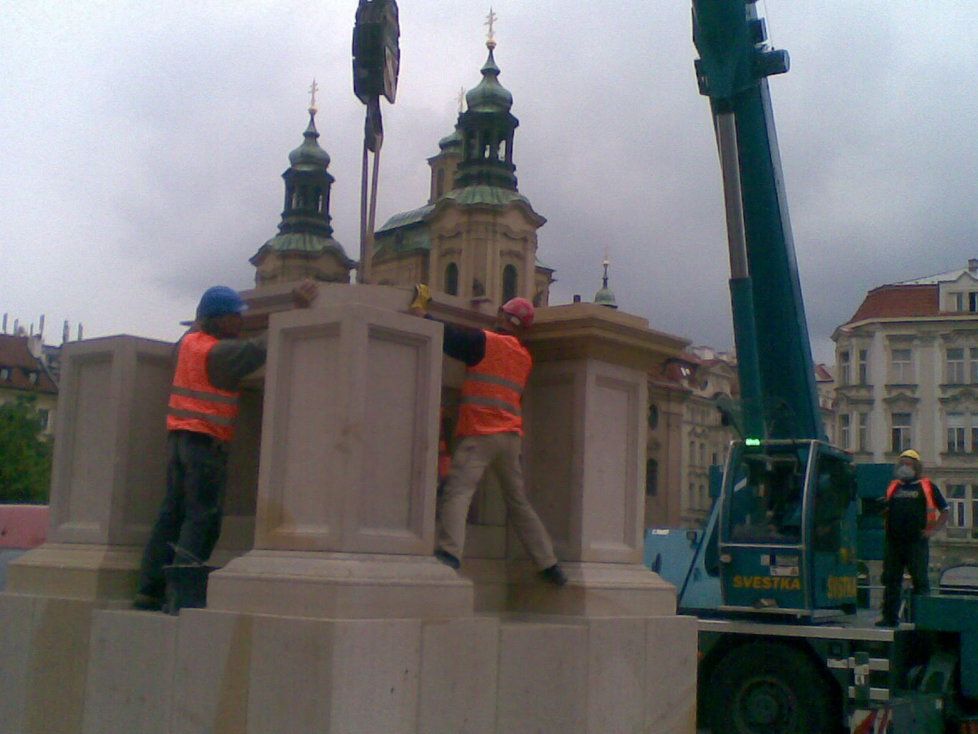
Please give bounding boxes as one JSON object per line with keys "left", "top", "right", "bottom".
{"left": 196, "top": 286, "right": 247, "bottom": 320}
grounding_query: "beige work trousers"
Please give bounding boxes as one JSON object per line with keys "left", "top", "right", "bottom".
{"left": 436, "top": 432, "right": 558, "bottom": 569}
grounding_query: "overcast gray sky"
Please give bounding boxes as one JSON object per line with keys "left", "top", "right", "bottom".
{"left": 2, "top": 1, "right": 976, "bottom": 363}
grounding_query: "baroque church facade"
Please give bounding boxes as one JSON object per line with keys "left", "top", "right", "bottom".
{"left": 249, "top": 36, "right": 554, "bottom": 312}
{"left": 371, "top": 37, "right": 554, "bottom": 308}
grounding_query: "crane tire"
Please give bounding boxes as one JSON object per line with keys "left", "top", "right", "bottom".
{"left": 705, "top": 641, "right": 839, "bottom": 734}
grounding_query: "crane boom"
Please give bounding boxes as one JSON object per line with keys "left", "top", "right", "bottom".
{"left": 693, "top": 0, "right": 824, "bottom": 441}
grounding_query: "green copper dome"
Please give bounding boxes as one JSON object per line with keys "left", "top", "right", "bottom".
{"left": 594, "top": 261, "right": 618, "bottom": 309}
{"left": 289, "top": 110, "right": 330, "bottom": 170}
{"left": 465, "top": 47, "right": 512, "bottom": 113}
{"left": 438, "top": 128, "right": 463, "bottom": 151}
{"left": 594, "top": 287, "right": 618, "bottom": 309}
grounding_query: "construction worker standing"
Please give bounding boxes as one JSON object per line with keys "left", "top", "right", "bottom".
{"left": 134, "top": 280, "right": 317, "bottom": 611}
{"left": 877, "top": 449, "right": 949, "bottom": 626}
{"left": 411, "top": 289, "right": 566, "bottom": 586}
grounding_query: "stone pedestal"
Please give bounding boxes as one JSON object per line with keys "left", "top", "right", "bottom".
{"left": 207, "top": 303, "right": 473, "bottom": 618}
{"left": 504, "top": 304, "right": 689, "bottom": 615}
{"left": 7, "top": 334, "right": 264, "bottom": 599}
{"left": 6, "top": 336, "right": 172, "bottom": 600}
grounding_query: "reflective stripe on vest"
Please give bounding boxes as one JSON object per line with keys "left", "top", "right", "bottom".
{"left": 167, "top": 332, "right": 240, "bottom": 442}
{"left": 886, "top": 478, "right": 942, "bottom": 532}
{"left": 456, "top": 330, "right": 531, "bottom": 437}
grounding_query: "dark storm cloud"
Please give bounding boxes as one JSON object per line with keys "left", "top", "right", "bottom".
{"left": 2, "top": 1, "right": 976, "bottom": 359}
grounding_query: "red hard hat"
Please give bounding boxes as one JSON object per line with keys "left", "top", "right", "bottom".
{"left": 501, "top": 297, "right": 535, "bottom": 328}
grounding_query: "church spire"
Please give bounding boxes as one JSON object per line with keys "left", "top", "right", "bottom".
{"left": 279, "top": 89, "right": 333, "bottom": 237}
{"left": 594, "top": 257, "right": 618, "bottom": 309}
{"left": 250, "top": 83, "right": 354, "bottom": 286}
{"left": 454, "top": 11, "right": 519, "bottom": 191}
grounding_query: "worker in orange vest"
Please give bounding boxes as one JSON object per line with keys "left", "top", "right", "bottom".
{"left": 134, "top": 281, "right": 317, "bottom": 612}
{"left": 876, "top": 449, "right": 948, "bottom": 626}
{"left": 411, "top": 288, "right": 566, "bottom": 586}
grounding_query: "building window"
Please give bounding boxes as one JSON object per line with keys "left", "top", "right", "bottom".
{"left": 689, "top": 440, "right": 696, "bottom": 466}
{"left": 0, "top": 368, "right": 8, "bottom": 380}
{"left": 891, "top": 412, "right": 912, "bottom": 453}
{"left": 947, "top": 348, "right": 966, "bottom": 384}
{"left": 947, "top": 413, "right": 966, "bottom": 453}
{"left": 645, "top": 459, "right": 658, "bottom": 496}
{"left": 838, "top": 350, "right": 850, "bottom": 385}
{"left": 648, "top": 403, "right": 659, "bottom": 430}
{"left": 945, "top": 485, "right": 978, "bottom": 538}
{"left": 435, "top": 169, "right": 445, "bottom": 199}
{"left": 839, "top": 414, "right": 851, "bottom": 449}
{"left": 890, "top": 348, "right": 914, "bottom": 384}
{"left": 970, "top": 292, "right": 978, "bottom": 312}
{"left": 37, "top": 409, "right": 49, "bottom": 430}
{"left": 950, "top": 292, "right": 965, "bottom": 312}
{"left": 857, "top": 349, "right": 868, "bottom": 384}
{"left": 947, "top": 485, "right": 968, "bottom": 529}
{"left": 858, "top": 412, "right": 869, "bottom": 452}
{"left": 444, "top": 262, "right": 459, "bottom": 296}
{"left": 502, "top": 264, "right": 518, "bottom": 303}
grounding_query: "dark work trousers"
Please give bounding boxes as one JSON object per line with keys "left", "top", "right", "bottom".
{"left": 136, "top": 430, "right": 229, "bottom": 599}
{"left": 880, "top": 535, "right": 930, "bottom": 623}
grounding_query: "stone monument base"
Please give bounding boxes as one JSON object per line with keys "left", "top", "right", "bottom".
{"left": 0, "top": 593, "right": 697, "bottom": 734}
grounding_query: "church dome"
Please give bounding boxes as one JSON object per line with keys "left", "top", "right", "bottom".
{"left": 594, "top": 286, "right": 618, "bottom": 309}
{"left": 289, "top": 110, "right": 330, "bottom": 170}
{"left": 594, "top": 260, "right": 618, "bottom": 309}
{"left": 465, "top": 48, "right": 513, "bottom": 113}
{"left": 438, "top": 128, "right": 463, "bottom": 151}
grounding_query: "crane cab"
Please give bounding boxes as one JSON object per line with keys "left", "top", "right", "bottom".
{"left": 717, "top": 439, "right": 859, "bottom": 618}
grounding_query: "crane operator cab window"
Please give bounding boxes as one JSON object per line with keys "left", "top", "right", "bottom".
{"left": 728, "top": 450, "right": 806, "bottom": 545}
{"left": 811, "top": 457, "right": 855, "bottom": 553}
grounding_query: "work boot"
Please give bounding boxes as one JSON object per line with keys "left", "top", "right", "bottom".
{"left": 540, "top": 563, "right": 568, "bottom": 587}
{"left": 434, "top": 549, "right": 461, "bottom": 570}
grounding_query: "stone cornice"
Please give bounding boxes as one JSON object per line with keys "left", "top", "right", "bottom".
{"left": 525, "top": 303, "right": 688, "bottom": 371}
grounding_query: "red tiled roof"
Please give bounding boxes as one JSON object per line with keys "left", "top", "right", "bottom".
{"left": 814, "top": 363, "right": 834, "bottom": 382}
{"left": 846, "top": 284, "right": 939, "bottom": 324}
{"left": 0, "top": 334, "right": 57, "bottom": 394}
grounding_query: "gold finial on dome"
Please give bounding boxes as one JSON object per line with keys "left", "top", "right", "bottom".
{"left": 484, "top": 7, "right": 498, "bottom": 49}
{"left": 308, "top": 78, "right": 319, "bottom": 114}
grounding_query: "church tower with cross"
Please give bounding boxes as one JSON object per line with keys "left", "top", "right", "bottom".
{"left": 370, "top": 11, "right": 555, "bottom": 307}
{"left": 251, "top": 81, "right": 356, "bottom": 287}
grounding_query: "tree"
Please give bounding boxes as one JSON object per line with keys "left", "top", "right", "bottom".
{"left": 0, "top": 394, "right": 53, "bottom": 503}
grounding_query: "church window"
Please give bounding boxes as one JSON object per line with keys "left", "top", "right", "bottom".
{"left": 435, "top": 170, "right": 445, "bottom": 199}
{"left": 646, "top": 459, "right": 658, "bottom": 497}
{"left": 444, "top": 263, "right": 459, "bottom": 296}
{"left": 502, "top": 265, "right": 518, "bottom": 302}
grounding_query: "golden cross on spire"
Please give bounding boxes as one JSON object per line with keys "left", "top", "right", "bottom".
{"left": 457, "top": 86, "right": 466, "bottom": 113}
{"left": 485, "top": 7, "right": 498, "bottom": 47}
{"left": 308, "top": 78, "right": 319, "bottom": 112}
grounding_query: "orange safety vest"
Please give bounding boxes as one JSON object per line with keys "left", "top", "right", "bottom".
{"left": 456, "top": 330, "right": 531, "bottom": 437}
{"left": 885, "top": 477, "right": 942, "bottom": 533}
{"left": 167, "top": 332, "right": 240, "bottom": 442}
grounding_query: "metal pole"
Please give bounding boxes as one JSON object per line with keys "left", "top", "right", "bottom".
{"left": 358, "top": 136, "right": 370, "bottom": 284}
{"left": 366, "top": 145, "right": 382, "bottom": 270}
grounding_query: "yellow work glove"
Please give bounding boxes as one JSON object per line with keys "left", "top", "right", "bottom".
{"left": 409, "top": 283, "right": 432, "bottom": 312}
